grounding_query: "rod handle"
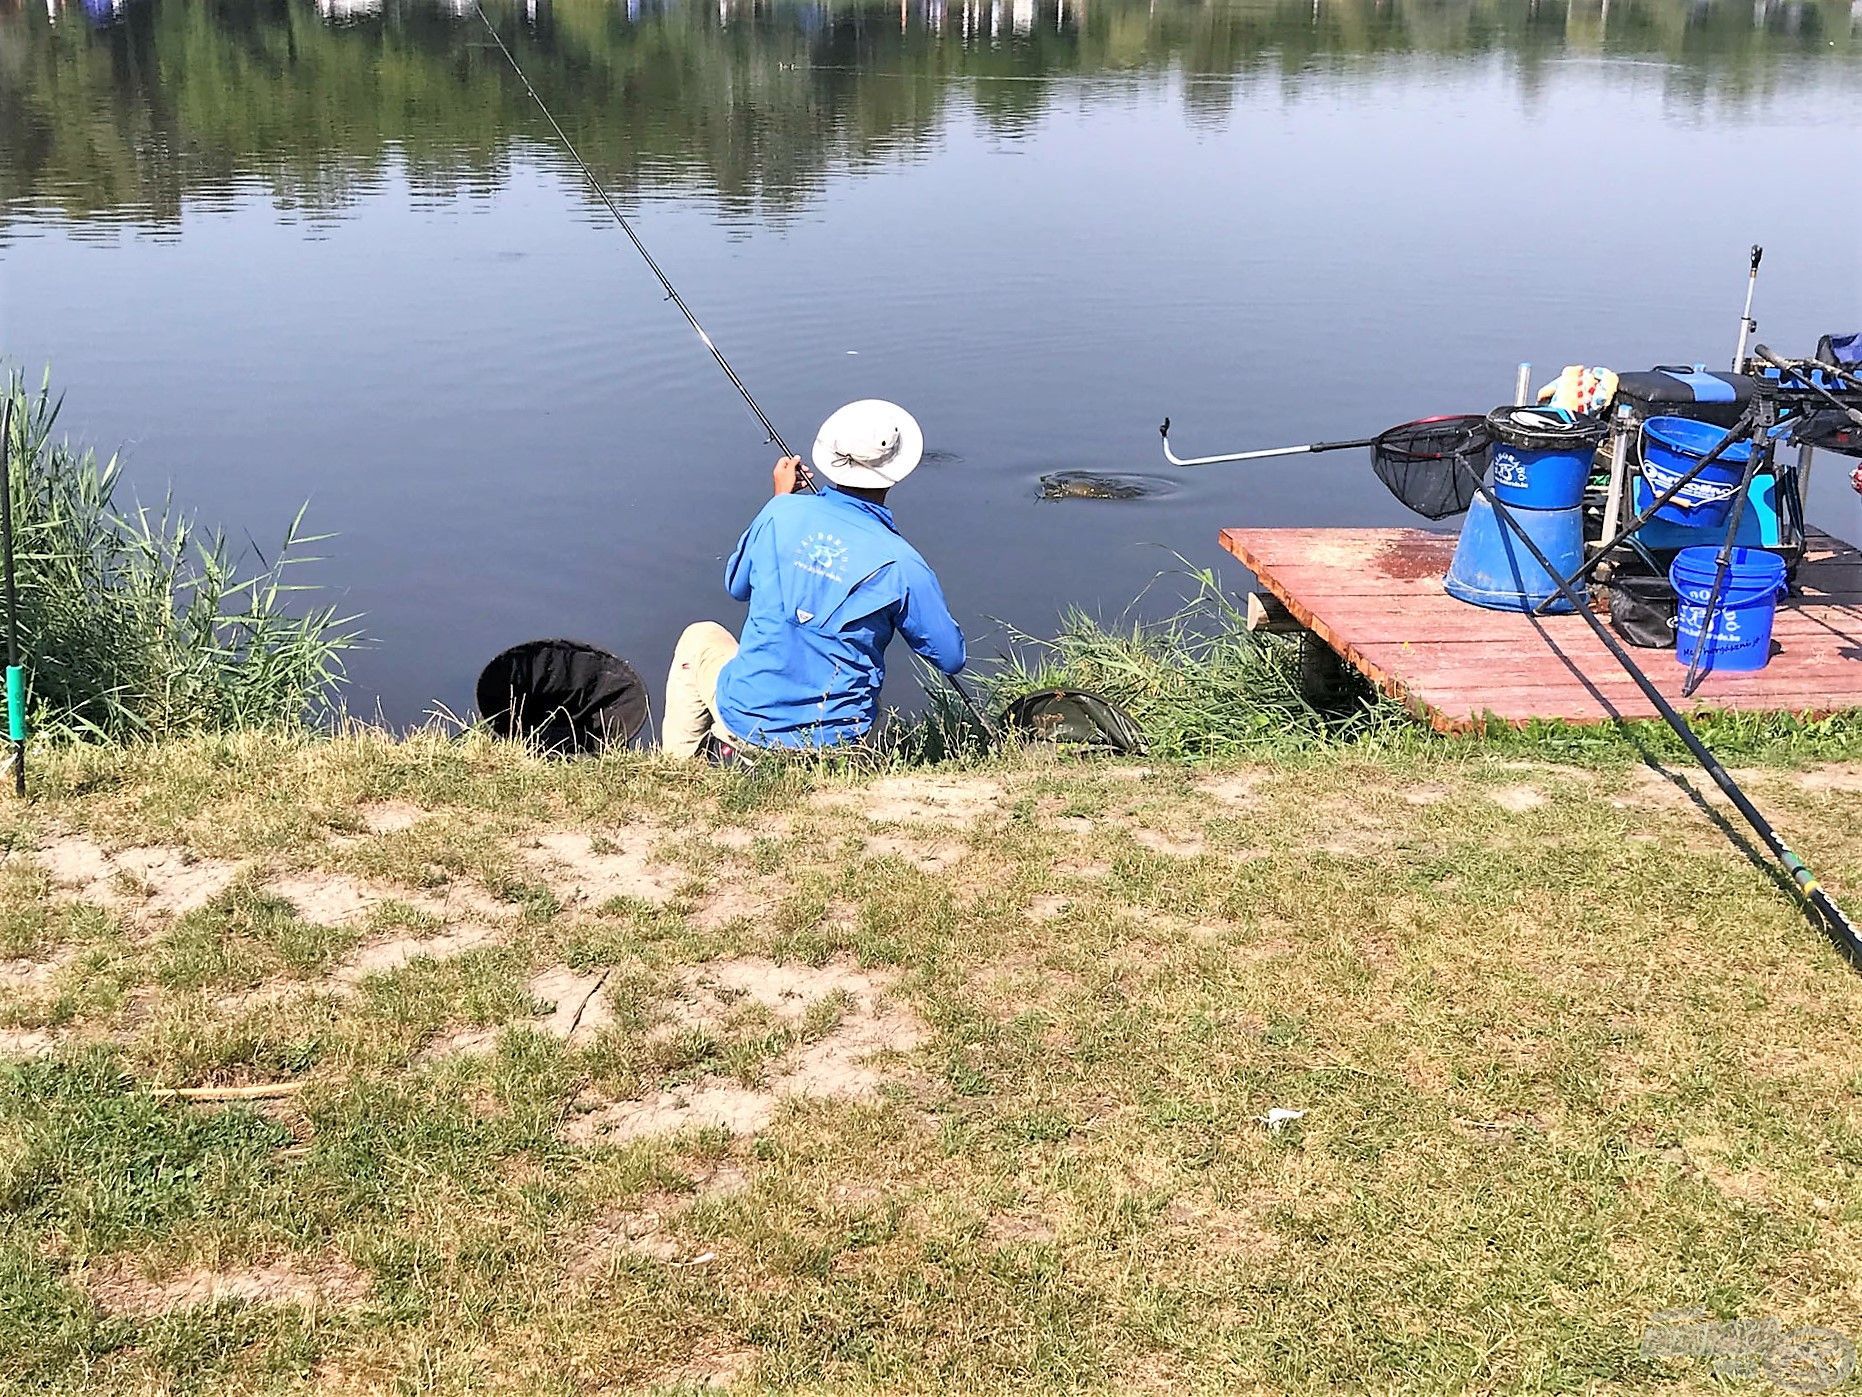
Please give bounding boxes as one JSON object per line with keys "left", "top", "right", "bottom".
{"left": 5, "top": 666, "right": 23, "bottom": 744}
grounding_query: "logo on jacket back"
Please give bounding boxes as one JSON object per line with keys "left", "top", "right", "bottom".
{"left": 794, "top": 532, "right": 849, "bottom": 583}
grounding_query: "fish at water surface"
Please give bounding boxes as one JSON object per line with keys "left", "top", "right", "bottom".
{"left": 1035, "top": 471, "right": 1165, "bottom": 501}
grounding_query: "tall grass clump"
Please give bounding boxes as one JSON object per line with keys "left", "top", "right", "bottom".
{"left": 972, "top": 566, "right": 1417, "bottom": 759}
{"left": 3, "top": 370, "right": 359, "bottom": 740}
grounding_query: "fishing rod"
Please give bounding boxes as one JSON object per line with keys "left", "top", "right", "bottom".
{"left": 470, "top": 3, "right": 995, "bottom": 742}
{"left": 1753, "top": 345, "right": 1862, "bottom": 427}
{"left": 1672, "top": 346, "right": 1862, "bottom": 699}
{"left": 1163, "top": 401, "right": 1859, "bottom": 957}
{"left": 1538, "top": 349, "right": 1860, "bottom": 618}
{"left": 1528, "top": 401, "right": 1763, "bottom": 616}
{"left": 471, "top": 3, "right": 801, "bottom": 472}
{"left": 1678, "top": 429, "right": 1769, "bottom": 700}
{"left": 2, "top": 396, "right": 24, "bottom": 798}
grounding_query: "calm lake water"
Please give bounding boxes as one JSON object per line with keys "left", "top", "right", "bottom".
{"left": 3, "top": 0, "right": 1860, "bottom": 726}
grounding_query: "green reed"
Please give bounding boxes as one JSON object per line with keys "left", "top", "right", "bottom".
{"left": 909, "top": 565, "right": 1417, "bottom": 762}
{"left": 3, "top": 370, "right": 359, "bottom": 741}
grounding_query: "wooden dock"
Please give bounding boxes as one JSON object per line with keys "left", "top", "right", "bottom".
{"left": 1221, "top": 527, "right": 1862, "bottom": 732}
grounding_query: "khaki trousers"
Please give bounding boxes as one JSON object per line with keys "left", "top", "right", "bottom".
{"left": 663, "top": 621, "right": 740, "bottom": 759}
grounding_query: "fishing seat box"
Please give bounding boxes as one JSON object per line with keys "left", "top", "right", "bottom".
{"left": 1594, "top": 367, "right": 1799, "bottom": 576}
{"left": 1609, "top": 369, "right": 1756, "bottom": 427}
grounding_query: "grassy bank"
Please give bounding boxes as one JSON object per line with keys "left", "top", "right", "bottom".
{"left": 3, "top": 731, "right": 1861, "bottom": 1394}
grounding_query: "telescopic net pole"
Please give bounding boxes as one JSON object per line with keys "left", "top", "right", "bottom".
{"left": 2, "top": 396, "right": 24, "bottom": 798}
{"left": 1158, "top": 419, "right": 1378, "bottom": 469}
{"left": 1469, "top": 471, "right": 1860, "bottom": 962}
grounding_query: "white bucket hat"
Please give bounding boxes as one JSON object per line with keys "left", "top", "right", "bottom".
{"left": 811, "top": 400, "right": 924, "bottom": 490}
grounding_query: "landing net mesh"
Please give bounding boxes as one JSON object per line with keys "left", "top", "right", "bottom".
{"left": 1371, "top": 414, "right": 1490, "bottom": 521}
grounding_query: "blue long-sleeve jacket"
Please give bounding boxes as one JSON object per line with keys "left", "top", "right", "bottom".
{"left": 713, "top": 489, "right": 965, "bottom": 748}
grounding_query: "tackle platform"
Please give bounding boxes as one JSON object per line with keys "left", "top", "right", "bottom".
{"left": 1221, "top": 526, "right": 1862, "bottom": 733}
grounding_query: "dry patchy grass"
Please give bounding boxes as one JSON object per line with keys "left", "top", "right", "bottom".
{"left": 0, "top": 729, "right": 1859, "bottom": 1394}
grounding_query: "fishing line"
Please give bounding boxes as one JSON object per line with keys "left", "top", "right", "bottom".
{"left": 471, "top": 3, "right": 996, "bottom": 741}
{"left": 471, "top": 2, "right": 802, "bottom": 470}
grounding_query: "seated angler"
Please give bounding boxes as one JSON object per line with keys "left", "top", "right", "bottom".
{"left": 664, "top": 400, "right": 966, "bottom": 758}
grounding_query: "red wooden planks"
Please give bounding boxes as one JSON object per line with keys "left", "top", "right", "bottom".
{"left": 1219, "top": 526, "right": 1862, "bottom": 732}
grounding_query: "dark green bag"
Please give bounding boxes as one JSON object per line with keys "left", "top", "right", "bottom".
{"left": 999, "top": 688, "right": 1148, "bottom": 756}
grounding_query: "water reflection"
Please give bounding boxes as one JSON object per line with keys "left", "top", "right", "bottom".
{"left": 3, "top": 0, "right": 1857, "bottom": 236}
{"left": 5, "top": 0, "right": 1859, "bottom": 726}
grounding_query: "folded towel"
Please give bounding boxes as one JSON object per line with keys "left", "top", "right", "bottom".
{"left": 1536, "top": 364, "right": 1619, "bottom": 416}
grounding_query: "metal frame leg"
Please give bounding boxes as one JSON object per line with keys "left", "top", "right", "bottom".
{"left": 1598, "top": 408, "right": 1633, "bottom": 561}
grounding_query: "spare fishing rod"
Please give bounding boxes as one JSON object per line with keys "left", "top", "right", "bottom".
{"left": 1752, "top": 345, "right": 1862, "bottom": 426}
{"left": 1677, "top": 427, "right": 1770, "bottom": 699}
{"left": 1464, "top": 466, "right": 1860, "bottom": 963}
{"left": 1538, "top": 350, "right": 1860, "bottom": 617}
{"left": 1670, "top": 346, "right": 1862, "bottom": 700}
{"left": 1529, "top": 400, "right": 1764, "bottom": 616}
{"left": 470, "top": 3, "right": 996, "bottom": 741}
{"left": 1169, "top": 402, "right": 1859, "bottom": 958}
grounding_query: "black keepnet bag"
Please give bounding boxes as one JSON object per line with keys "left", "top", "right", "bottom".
{"left": 1603, "top": 574, "right": 1677, "bottom": 649}
{"left": 1600, "top": 540, "right": 1676, "bottom": 650}
{"left": 477, "top": 639, "right": 651, "bottom": 756}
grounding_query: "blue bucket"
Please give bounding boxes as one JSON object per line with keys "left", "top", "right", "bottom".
{"left": 1639, "top": 417, "right": 1752, "bottom": 530}
{"left": 1444, "top": 494, "right": 1586, "bottom": 614}
{"left": 1668, "top": 546, "right": 1786, "bottom": 674}
{"left": 1632, "top": 470, "right": 1778, "bottom": 548}
{"left": 1486, "top": 406, "right": 1605, "bottom": 510}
